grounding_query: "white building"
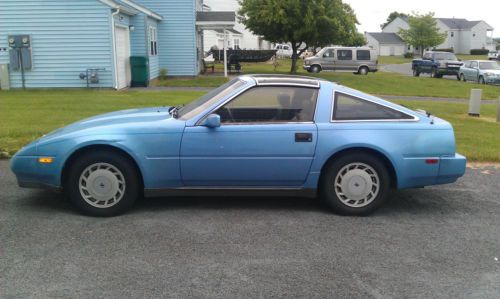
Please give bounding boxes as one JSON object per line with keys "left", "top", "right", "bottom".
{"left": 201, "top": 0, "right": 271, "bottom": 52}
{"left": 366, "top": 16, "right": 496, "bottom": 55}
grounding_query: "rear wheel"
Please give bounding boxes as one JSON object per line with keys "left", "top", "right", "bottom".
{"left": 358, "top": 66, "right": 369, "bottom": 75}
{"left": 320, "top": 152, "right": 390, "bottom": 216}
{"left": 66, "top": 150, "right": 140, "bottom": 217}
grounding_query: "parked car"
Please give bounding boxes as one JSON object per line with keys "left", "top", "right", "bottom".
{"left": 458, "top": 60, "right": 500, "bottom": 84}
{"left": 487, "top": 51, "right": 499, "bottom": 60}
{"left": 303, "top": 47, "right": 378, "bottom": 74}
{"left": 412, "top": 51, "right": 463, "bottom": 78}
{"left": 10, "top": 75, "right": 466, "bottom": 217}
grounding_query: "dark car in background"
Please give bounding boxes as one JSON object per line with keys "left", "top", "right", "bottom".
{"left": 412, "top": 51, "right": 463, "bottom": 78}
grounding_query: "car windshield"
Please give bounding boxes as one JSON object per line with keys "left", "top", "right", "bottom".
{"left": 434, "top": 53, "right": 458, "bottom": 61}
{"left": 177, "top": 78, "right": 246, "bottom": 119}
{"left": 479, "top": 61, "right": 500, "bottom": 70}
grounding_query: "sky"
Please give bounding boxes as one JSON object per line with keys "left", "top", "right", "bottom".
{"left": 205, "top": 0, "right": 499, "bottom": 37}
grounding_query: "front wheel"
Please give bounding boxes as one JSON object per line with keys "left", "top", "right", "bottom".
{"left": 460, "top": 73, "right": 466, "bottom": 82}
{"left": 320, "top": 153, "right": 390, "bottom": 216}
{"left": 478, "top": 76, "right": 485, "bottom": 84}
{"left": 310, "top": 65, "right": 321, "bottom": 73}
{"left": 413, "top": 68, "right": 420, "bottom": 77}
{"left": 66, "top": 151, "right": 140, "bottom": 217}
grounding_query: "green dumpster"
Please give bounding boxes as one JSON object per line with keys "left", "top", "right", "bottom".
{"left": 130, "top": 56, "right": 149, "bottom": 87}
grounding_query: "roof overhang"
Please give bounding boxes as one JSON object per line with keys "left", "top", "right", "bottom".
{"left": 99, "top": 0, "right": 163, "bottom": 21}
{"left": 196, "top": 11, "right": 235, "bottom": 30}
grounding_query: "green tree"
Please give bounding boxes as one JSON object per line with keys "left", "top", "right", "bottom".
{"left": 380, "top": 12, "right": 408, "bottom": 29}
{"left": 398, "top": 13, "right": 447, "bottom": 56}
{"left": 238, "top": 0, "right": 360, "bottom": 73}
{"left": 345, "top": 32, "right": 367, "bottom": 47}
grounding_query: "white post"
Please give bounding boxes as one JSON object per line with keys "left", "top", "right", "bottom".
{"left": 497, "top": 96, "right": 500, "bottom": 123}
{"left": 468, "top": 89, "right": 482, "bottom": 117}
{"left": 223, "top": 29, "right": 228, "bottom": 78}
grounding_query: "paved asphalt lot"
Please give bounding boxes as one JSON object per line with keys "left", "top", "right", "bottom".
{"left": 1, "top": 160, "right": 499, "bottom": 298}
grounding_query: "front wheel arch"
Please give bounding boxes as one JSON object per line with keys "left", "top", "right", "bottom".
{"left": 61, "top": 144, "right": 144, "bottom": 192}
{"left": 319, "top": 147, "right": 398, "bottom": 190}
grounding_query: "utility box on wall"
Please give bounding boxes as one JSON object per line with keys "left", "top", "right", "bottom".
{"left": 8, "top": 35, "right": 33, "bottom": 70}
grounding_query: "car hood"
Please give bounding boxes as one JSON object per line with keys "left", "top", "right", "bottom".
{"left": 41, "top": 106, "right": 174, "bottom": 140}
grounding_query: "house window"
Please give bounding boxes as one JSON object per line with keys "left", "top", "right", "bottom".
{"left": 149, "top": 26, "right": 158, "bottom": 56}
{"left": 408, "top": 45, "right": 411, "bottom": 51}
{"left": 332, "top": 92, "right": 414, "bottom": 121}
{"left": 451, "top": 32, "right": 454, "bottom": 37}
{"left": 234, "top": 38, "right": 240, "bottom": 50}
{"left": 472, "top": 32, "right": 476, "bottom": 37}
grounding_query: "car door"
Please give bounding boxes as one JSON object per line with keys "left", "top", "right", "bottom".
{"left": 180, "top": 85, "right": 319, "bottom": 187}
{"left": 468, "top": 61, "right": 479, "bottom": 81}
{"left": 335, "top": 49, "right": 353, "bottom": 71}
{"left": 321, "top": 49, "right": 335, "bottom": 70}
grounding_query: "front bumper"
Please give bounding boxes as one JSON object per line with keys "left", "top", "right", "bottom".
{"left": 437, "top": 67, "right": 460, "bottom": 75}
{"left": 303, "top": 65, "right": 311, "bottom": 70}
{"left": 11, "top": 155, "right": 61, "bottom": 191}
{"left": 484, "top": 76, "right": 500, "bottom": 84}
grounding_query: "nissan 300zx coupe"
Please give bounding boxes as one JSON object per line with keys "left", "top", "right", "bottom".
{"left": 11, "top": 75, "right": 466, "bottom": 217}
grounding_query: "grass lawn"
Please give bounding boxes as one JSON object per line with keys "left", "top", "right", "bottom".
{"left": 456, "top": 54, "right": 488, "bottom": 61}
{"left": 1, "top": 89, "right": 499, "bottom": 162}
{"left": 0, "top": 89, "right": 204, "bottom": 157}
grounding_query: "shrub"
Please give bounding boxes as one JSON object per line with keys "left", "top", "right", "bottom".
{"left": 470, "top": 49, "right": 489, "bottom": 55}
{"left": 432, "top": 48, "right": 454, "bottom": 53}
{"left": 403, "top": 52, "right": 414, "bottom": 58}
{"left": 159, "top": 68, "right": 168, "bottom": 80}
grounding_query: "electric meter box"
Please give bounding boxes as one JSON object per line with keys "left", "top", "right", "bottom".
{"left": 8, "top": 35, "right": 33, "bottom": 70}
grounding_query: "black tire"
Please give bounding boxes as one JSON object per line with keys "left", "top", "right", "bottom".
{"left": 431, "top": 68, "right": 438, "bottom": 78}
{"left": 66, "top": 150, "right": 140, "bottom": 217}
{"left": 320, "top": 152, "right": 390, "bottom": 216}
{"left": 358, "top": 66, "right": 369, "bottom": 75}
{"left": 413, "top": 68, "right": 420, "bottom": 77}
{"left": 460, "top": 73, "right": 466, "bottom": 82}
{"left": 456, "top": 74, "right": 461, "bottom": 81}
{"left": 478, "top": 76, "right": 485, "bottom": 84}
{"left": 310, "top": 65, "right": 321, "bottom": 73}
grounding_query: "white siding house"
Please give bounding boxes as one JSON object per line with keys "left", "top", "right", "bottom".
{"left": 365, "top": 33, "right": 406, "bottom": 56}
{"left": 377, "top": 16, "right": 496, "bottom": 55}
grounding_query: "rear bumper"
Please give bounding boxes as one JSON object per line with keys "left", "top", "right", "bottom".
{"left": 436, "top": 153, "right": 467, "bottom": 184}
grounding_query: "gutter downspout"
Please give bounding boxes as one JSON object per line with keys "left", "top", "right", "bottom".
{"left": 111, "top": 8, "right": 120, "bottom": 89}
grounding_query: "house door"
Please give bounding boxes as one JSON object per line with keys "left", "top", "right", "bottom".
{"left": 115, "top": 26, "right": 131, "bottom": 89}
{"left": 390, "top": 46, "right": 395, "bottom": 56}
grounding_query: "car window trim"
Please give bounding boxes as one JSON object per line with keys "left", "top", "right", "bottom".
{"left": 196, "top": 85, "right": 320, "bottom": 126}
{"left": 330, "top": 91, "right": 420, "bottom": 123}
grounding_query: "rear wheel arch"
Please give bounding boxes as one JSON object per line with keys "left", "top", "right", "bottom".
{"left": 358, "top": 65, "right": 369, "bottom": 75}
{"left": 61, "top": 144, "right": 144, "bottom": 191}
{"left": 319, "top": 147, "right": 398, "bottom": 189}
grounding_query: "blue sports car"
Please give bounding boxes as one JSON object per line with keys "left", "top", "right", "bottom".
{"left": 11, "top": 75, "right": 466, "bottom": 216}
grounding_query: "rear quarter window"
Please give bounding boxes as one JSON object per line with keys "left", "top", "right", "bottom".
{"left": 337, "top": 50, "right": 352, "bottom": 61}
{"left": 356, "top": 50, "right": 371, "bottom": 61}
{"left": 332, "top": 92, "right": 415, "bottom": 121}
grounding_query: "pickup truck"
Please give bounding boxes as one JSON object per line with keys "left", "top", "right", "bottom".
{"left": 412, "top": 51, "right": 463, "bottom": 78}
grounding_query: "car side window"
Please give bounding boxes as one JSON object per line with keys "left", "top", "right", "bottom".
{"left": 332, "top": 92, "right": 414, "bottom": 121}
{"left": 337, "top": 50, "right": 352, "bottom": 61}
{"left": 423, "top": 53, "right": 431, "bottom": 60}
{"left": 463, "top": 61, "right": 471, "bottom": 68}
{"left": 357, "top": 50, "right": 370, "bottom": 61}
{"left": 323, "top": 49, "right": 335, "bottom": 58}
{"left": 470, "top": 61, "right": 478, "bottom": 68}
{"left": 214, "top": 86, "right": 318, "bottom": 124}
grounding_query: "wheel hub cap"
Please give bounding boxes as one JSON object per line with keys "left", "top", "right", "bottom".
{"left": 79, "top": 163, "right": 126, "bottom": 208}
{"left": 334, "top": 163, "right": 380, "bottom": 208}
